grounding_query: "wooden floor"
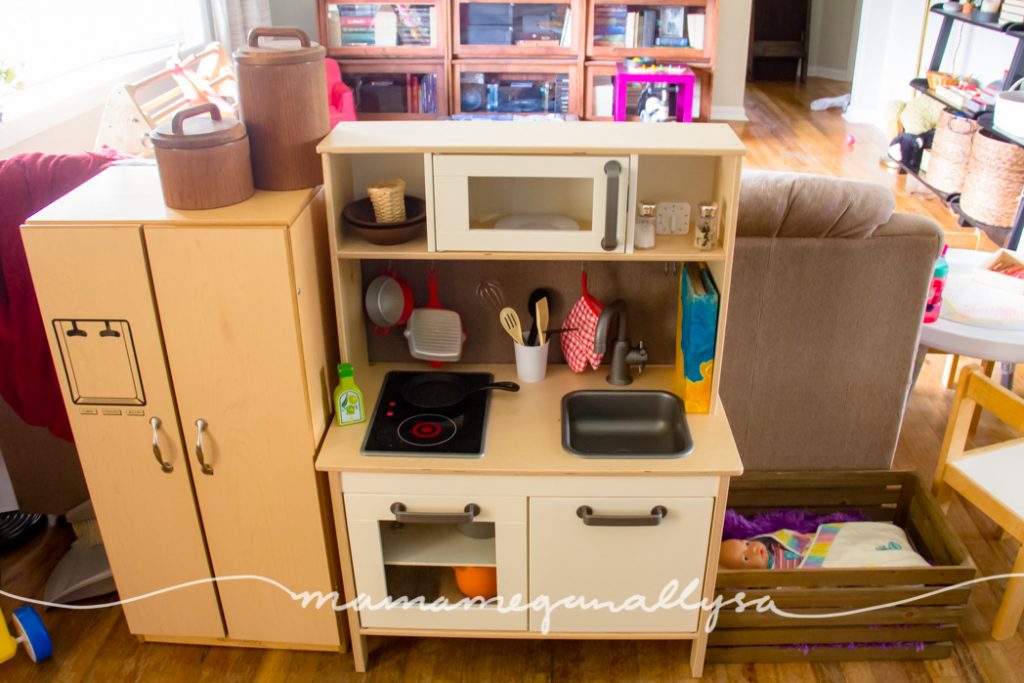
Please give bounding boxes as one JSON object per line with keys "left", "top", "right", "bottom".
{"left": 2, "top": 79, "right": 1021, "bottom": 681}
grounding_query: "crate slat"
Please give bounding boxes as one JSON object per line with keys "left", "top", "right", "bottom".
{"left": 714, "top": 605, "right": 966, "bottom": 628}
{"left": 715, "top": 586, "right": 972, "bottom": 608}
{"left": 716, "top": 565, "right": 976, "bottom": 588}
{"left": 708, "top": 624, "right": 959, "bottom": 646}
{"left": 706, "top": 642, "right": 954, "bottom": 663}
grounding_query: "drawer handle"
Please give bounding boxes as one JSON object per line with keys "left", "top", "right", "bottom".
{"left": 195, "top": 418, "right": 214, "bottom": 476}
{"left": 576, "top": 505, "right": 667, "bottom": 527}
{"left": 150, "top": 417, "right": 173, "bottom": 473}
{"left": 389, "top": 502, "right": 480, "bottom": 524}
{"left": 601, "top": 160, "right": 622, "bottom": 251}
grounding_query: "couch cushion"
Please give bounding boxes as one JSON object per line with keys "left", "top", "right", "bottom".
{"left": 739, "top": 170, "right": 896, "bottom": 239}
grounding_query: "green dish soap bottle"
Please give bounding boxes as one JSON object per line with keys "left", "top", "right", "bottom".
{"left": 334, "top": 363, "right": 366, "bottom": 426}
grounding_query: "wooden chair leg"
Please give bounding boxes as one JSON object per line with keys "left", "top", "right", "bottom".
{"left": 993, "top": 545, "right": 1024, "bottom": 640}
{"left": 970, "top": 360, "right": 998, "bottom": 435}
{"left": 944, "top": 354, "right": 960, "bottom": 389}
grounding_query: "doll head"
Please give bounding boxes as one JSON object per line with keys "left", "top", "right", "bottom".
{"left": 719, "top": 538, "right": 770, "bottom": 569}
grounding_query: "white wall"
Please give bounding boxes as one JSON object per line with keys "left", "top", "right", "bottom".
{"left": 808, "top": 0, "right": 861, "bottom": 81}
{"left": 269, "top": 0, "right": 317, "bottom": 37}
{"left": 712, "top": 0, "right": 753, "bottom": 120}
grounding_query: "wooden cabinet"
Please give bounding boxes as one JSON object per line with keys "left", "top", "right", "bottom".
{"left": 317, "top": 0, "right": 718, "bottom": 119}
{"left": 338, "top": 60, "right": 447, "bottom": 119}
{"left": 22, "top": 169, "right": 342, "bottom": 650}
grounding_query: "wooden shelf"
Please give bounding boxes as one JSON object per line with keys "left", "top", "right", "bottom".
{"left": 336, "top": 232, "right": 727, "bottom": 261}
{"left": 381, "top": 523, "right": 497, "bottom": 567}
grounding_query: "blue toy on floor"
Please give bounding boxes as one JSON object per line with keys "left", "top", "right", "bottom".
{"left": 0, "top": 606, "right": 52, "bottom": 664}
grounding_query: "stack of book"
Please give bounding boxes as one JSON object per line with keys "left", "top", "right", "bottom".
{"left": 593, "top": 5, "right": 626, "bottom": 47}
{"left": 338, "top": 5, "right": 375, "bottom": 46}
{"left": 395, "top": 5, "right": 436, "bottom": 47}
{"left": 1000, "top": 0, "right": 1024, "bottom": 24}
{"left": 405, "top": 73, "right": 437, "bottom": 114}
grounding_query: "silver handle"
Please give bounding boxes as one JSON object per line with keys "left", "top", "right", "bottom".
{"left": 150, "top": 417, "right": 173, "bottom": 473}
{"left": 576, "top": 505, "right": 667, "bottom": 527}
{"left": 195, "top": 418, "right": 213, "bottom": 475}
{"left": 390, "top": 502, "right": 480, "bottom": 524}
{"left": 602, "top": 160, "right": 622, "bottom": 251}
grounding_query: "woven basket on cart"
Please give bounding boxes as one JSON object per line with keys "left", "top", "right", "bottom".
{"left": 961, "top": 130, "right": 1024, "bottom": 228}
{"left": 928, "top": 109, "right": 978, "bottom": 194}
{"left": 366, "top": 178, "right": 407, "bottom": 223}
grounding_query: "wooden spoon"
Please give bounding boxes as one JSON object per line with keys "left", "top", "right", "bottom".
{"left": 499, "top": 307, "right": 524, "bottom": 346}
{"left": 535, "top": 297, "right": 549, "bottom": 346}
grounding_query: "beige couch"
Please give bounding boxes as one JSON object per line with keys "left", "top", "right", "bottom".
{"left": 720, "top": 171, "right": 944, "bottom": 470}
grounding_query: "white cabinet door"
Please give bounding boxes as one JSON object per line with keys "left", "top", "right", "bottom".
{"left": 432, "top": 154, "right": 630, "bottom": 253}
{"left": 346, "top": 492, "right": 527, "bottom": 630}
{"left": 529, "top": 496, "right": 713, "bottom": 633}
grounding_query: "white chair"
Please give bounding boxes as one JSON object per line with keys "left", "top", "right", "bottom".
{"left": 933, "top": 364, "right": 1024, "bottom": 639}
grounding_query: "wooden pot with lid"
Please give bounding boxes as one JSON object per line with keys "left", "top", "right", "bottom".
{"left": 150, "top": 103, "right": 255, "bottom": 210}
{"left": 233, "top": 27, "right": 329, "bottom": 191}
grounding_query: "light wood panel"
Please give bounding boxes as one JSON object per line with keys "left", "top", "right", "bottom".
{"left": 20, "top": 225, "right": 224, "bottom": 639}
{"left": 144, "top": 226, "right": 340, "bottom": 647}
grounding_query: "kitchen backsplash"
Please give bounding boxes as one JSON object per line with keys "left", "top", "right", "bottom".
{"left": 361, "top": 260, "right": 683, "bottom": 365}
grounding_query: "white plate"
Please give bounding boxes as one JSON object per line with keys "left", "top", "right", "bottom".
{"left": 493, "top": 214, "right": 580, "bottom": 231}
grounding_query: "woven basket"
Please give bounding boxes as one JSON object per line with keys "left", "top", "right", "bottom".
{"left": 961, "top": 130, "right": 1024, "bottom": 227}
{"left": 928, "top": 109, "right": 977, "bottom": 194}
{"left": 366, "top": 178, "right": 407, "bottom": 223}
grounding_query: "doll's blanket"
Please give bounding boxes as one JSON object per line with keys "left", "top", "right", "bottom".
{"left": 800, "top": 522, "right": 930, "bottom": 568}
{"left": 750, "top": 529, "right": 813, "bottom": 570}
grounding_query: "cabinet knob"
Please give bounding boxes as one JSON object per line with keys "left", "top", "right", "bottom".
{"left": 195, "top": 418, "right": 214, "bottom": 475}
{"left": 150, "top": 416, "right": 173, "bottom": 473}
{"left": 576, "top": 505, "right": 667, "bottom": 527}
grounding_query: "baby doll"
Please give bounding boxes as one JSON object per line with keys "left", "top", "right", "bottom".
{"left": 719, "top": 529, "right": 812, "bottom": 570}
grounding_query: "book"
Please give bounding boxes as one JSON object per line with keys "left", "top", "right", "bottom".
{"left": 680, "top": 262, "right": 718, "bottom": 414}
{"left": 687, "top": 11, "right": 705, "bottom": 50}
{"left": 642, "top": 9, "right": 657, "bottom": 47}
{"left": 660, "top": 7, "right": 686, "bottom": 39}
{"left": 559, "top": 8, "right": 572, "bottom": 47}
{"left": 625, "top": 12, "right": 637, "bottom": 48}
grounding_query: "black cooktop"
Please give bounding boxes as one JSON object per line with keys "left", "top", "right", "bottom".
{"left": 361, "top": 371, "right": 493, "bottom": 457}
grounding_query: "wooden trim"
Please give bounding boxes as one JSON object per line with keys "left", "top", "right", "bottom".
{"left": 139, "top": 634, "right": 342, "bottom": 652}
{"left": 329, "top": 474, "right": 369, "bottom": 671}
{"left": 357, "top": 627, "right": 699, "bottom": 639}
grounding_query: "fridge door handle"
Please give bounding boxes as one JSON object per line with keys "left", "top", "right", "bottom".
{"left": 150, "top": 416, "right": 173, "bottom": 473}
{"left": 601, "top": 160, "right": 622, "bottom": 251}
{"left": 195, "top": 418, "right": 214, "bottom": 475}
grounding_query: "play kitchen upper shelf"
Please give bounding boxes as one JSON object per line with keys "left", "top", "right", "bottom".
{"left": 320, "top": 121, "right": 743, "bottom": 259}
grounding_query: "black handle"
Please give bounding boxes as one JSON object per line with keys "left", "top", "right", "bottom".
{"left": 480, "top": 381, "right": 520, "bottom": 393}
{"left": 576, "top": 505, "right": 667, "bottom": 527}
{"left": 602, "top": 160, "right": 622, "bottom": 251}
{"left": 390, "top": 502, "right": 481, "bottom": 524}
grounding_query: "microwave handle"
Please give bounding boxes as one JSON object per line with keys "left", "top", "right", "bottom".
{"left": 601, "top": 161, "right": 622, "bottom": 251}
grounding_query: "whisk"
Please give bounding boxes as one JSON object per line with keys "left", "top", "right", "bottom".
{"left": 476, "top": 278, "right": 505, "bottom": 312}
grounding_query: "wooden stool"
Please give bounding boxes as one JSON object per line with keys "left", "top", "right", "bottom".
{"left": 933, "top": 364, "right": 1024, "bottom": 640}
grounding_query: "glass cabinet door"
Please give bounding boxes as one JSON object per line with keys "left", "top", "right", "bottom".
{"left": 454, "top": 63, "right": 578, "bottom": 115}
{"left": 339, "top": 62, "right": 446, "bottom": 118}
{"left": 454, "top": 0, "right": 578, "bottom": 57}
{"left": 588, "top": 1, "right": 712, "bottom": 61}
{"left": 324, "top": 1, "right": 445, "bottom": 56}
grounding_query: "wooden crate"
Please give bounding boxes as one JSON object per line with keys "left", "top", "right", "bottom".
{"left": 709, "top": 471, "right": 975, "bottom": 663}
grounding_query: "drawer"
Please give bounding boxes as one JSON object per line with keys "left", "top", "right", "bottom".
{"left": 345, "top": 492, "right": 527, "bottom": 630}
{"left": 529, "top": 496, "right": 713, "bottom": 633}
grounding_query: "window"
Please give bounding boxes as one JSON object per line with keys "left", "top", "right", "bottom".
{"left": 1, "top": 0, "right": 211, "bottom": 131}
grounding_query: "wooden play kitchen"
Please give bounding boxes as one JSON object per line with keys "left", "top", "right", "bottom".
{"left": 315, "top": 121, "right": 744, "bottom": 674}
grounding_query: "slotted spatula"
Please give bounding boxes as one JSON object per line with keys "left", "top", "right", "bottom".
{"left": 499, "top": 307, "right": 524, "bottom": 346}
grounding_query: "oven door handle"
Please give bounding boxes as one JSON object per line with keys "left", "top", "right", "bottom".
{"left": 389, "top": 502, "right": 481, "bottom": 524}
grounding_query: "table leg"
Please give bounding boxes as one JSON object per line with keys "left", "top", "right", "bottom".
{"left": 970, "top": 360, "right": 997, "bottom": 435}
{"left": 1002, "top": 362, "right": 1016, "bottom": 391}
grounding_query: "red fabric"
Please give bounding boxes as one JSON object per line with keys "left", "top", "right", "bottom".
{"left": 0, "top": 150, "right": 121, "bottom": 441}
{"left": 324, "top": 59, "right": 357, "bottom": 127}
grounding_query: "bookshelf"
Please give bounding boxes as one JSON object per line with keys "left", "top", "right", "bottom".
{"left": 317, "top": 0, "right": 717, "bottom": 120}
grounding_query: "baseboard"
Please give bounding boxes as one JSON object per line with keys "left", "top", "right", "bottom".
{"left": 710, "top": 105, "right": 748, "bottom": 122}
{"left": 807, "top": 66, "right": 853, "bottom": 82}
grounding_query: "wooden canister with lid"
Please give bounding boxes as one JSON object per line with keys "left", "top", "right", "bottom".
{"left": 150, "top": 103, "right": 254, "bottom": 210}
{"left": 233, "top": 27, "right": 328, "bottom": 190}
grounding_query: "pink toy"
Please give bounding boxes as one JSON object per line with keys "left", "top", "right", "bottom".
{"left": 324, "top": 59, "right": 357, "bottom": 126}
{"left": 613, "top": 63, "right": 695, "bottom": 122}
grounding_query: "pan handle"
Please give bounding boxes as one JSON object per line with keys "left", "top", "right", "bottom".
{"left": 481, "top": 381, "right": 519, "bottom": 393}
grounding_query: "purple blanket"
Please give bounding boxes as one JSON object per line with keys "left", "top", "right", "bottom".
{"left": 722, "top": 508, "right": 866, "bottom": 541}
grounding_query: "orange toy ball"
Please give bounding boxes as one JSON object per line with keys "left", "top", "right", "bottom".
{"left": 452, "top": 566, "right": 498, "bottom": 599}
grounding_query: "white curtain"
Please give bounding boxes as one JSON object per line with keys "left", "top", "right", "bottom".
{"left": 210, "top": 0, "right": 272, "bottom": 52}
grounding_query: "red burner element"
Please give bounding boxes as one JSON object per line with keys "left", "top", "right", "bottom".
{"left": 411, "top": 421, "right": 442, "bottom": 438}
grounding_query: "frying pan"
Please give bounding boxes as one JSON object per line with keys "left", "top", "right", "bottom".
{"left": 400, "top": 373, "right": 519, "bottom": 410}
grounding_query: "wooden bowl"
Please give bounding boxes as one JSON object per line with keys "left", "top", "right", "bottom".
{"left": 343, "top": 196, "right": 426, "bottom": 229}
{"left": 345, "top": 219, "right": 425, "bottom": 245}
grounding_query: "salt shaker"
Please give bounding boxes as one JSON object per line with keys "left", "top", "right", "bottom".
{"left": 635, "top": 200, "right": 657, "bottom": 249}
{"left": 694, "top": 202, "right": 719, "bottom": 250}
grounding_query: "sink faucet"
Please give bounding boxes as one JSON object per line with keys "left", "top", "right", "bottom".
{"left": 593, "top": 300, "right": 648, "bottom": 386}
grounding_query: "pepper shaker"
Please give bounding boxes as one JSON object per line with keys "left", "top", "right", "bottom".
{"left": 694, "top": 202, "right": 719, "bottom": 251}
{"left": 635, "top": 200, "right": 657, "bottom": 249}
